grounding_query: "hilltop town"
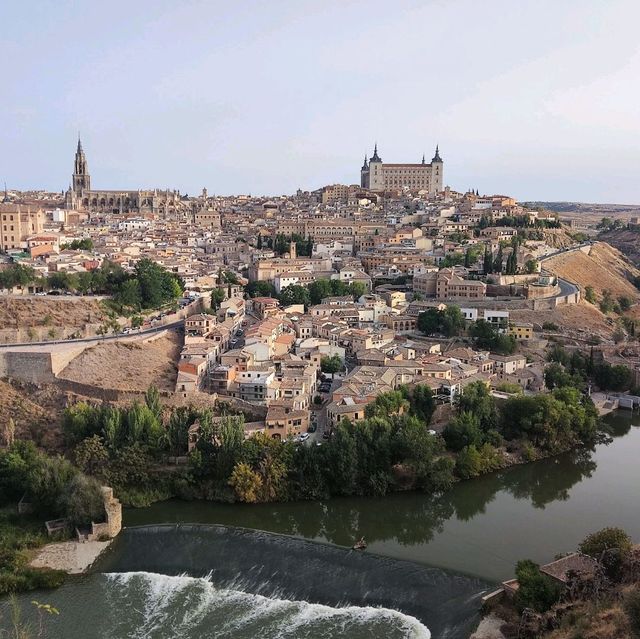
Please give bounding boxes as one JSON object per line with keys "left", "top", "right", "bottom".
{"left": 1, "top": 140, "right": 640, "bottom": 445}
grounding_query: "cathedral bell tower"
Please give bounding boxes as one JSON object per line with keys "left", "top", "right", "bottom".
{"left": 72, "top": 136, "right": 91, "bottom": 193}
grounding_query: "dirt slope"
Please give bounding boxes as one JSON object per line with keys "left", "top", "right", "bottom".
{"left": 545, "top": 242, "right": 640, "bottom": 301}
{"left": 599, "top": 228, "right": 640, "bottom": 265}
{"left": 0, "top": 297, "right": 107, "bottom": 329}
{"left": 58, "top": 332, "right": 181, "bottom": 392}
{"left": 0, "top": 380, "right": 49, "bottom": 431}
{"left": 510, "top": 302, "right": 613, "bottom": 340}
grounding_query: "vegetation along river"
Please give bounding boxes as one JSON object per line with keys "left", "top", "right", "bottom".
{"left": 5, "top": 411, "right": 639, "bottom": 638}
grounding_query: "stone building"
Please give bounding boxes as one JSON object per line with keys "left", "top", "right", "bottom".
{"left": 0, "top": 204, "right": 45, "bottom": 251}
{"left": 64, "top": 138, "right": 185, "bottom": 216}
{"left": 360, "top": 144, "right": 443, "bottom": 195}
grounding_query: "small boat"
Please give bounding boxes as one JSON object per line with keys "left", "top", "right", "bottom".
{"left": 352, "top": 537, "right": 367, "bottom": 551}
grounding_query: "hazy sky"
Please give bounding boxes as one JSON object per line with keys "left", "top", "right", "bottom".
{"left": 2, "top": 0, "right": 640, "bottom": 202}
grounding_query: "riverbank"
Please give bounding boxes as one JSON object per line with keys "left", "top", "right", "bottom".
{"left": 470, "top": 614, "right": 507, "bottom": 639}
{"left": 124, "top": 411, "right": 640, "bottom": 583}
{"left": 30, "top": 539, "right": 112, "bottom": 574}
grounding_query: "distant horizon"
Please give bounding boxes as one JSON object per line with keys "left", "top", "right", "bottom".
{"left": 2, "top": 1, "right": 639, "bottom": 203}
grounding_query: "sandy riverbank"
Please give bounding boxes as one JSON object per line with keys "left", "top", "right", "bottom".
{"left": 30, "top": 540, "right": 112, "bottom": 574}
{"left": 470, "top": 614, "right": 508, "bottom": 639}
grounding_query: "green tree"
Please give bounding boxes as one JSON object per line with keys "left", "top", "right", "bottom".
{"left": 210, "top": 288, "right": 225, "bottom": 310}
{"left": 320, "top": 354, "right": 343, "bottom": 379}
{"left": 417, "top": 306, "right": 465, "bottom": 337}
{"left": 580, "top": 527, "right": 633, "bottom": 559}
{"left": 525, "top": 259, "right": 538, "bottom": 274}
{"left": 73, "top": 436, "right": 109, "bottom": 479}
{"left": 514, "top": 559, "right": 561, "bottom": 612}
{"left": 455, "top": 444, "right": 483, "bottom": 479}
{"left": 348, "top": 281, "right": 367, "bottom": 300}
{"left": 58, "top": 474, "right": 105, "bottom": 527}
{"left": 483, "top": 246, "right": 493, "bottom": 274}
{"left": 244, "top": 280, "right": 277, "bottom": 298}
{"left": 75, "top": 271, "right": 94, "bottom": 295}
{"left": 584, "top": 285, "right": 597, "bottom": 304}
{"left": 443, "top": 412, "right": 483, "bottom": 452}
{"left": 618, "top": 295, "right": 633, "bottom": 312}
{"left": 144, "top": 386, "right": 162, "bottom": 419}
{"left": 401, "top": 384, "right": 435, "bottom": 423}
{"left": 308, "top": 279, "right": 334, "bottom": 305}
{"left": 492, "top": 245, "right": 503, "bottom": 273}
{"left": 279, "top": 284, "right": 311, "bottom": 308}
{"left": 228, "top": 462, "right": 263, "bottom": 503}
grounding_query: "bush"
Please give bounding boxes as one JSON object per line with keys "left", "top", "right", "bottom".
{"left": 579, "top": 527, "right": 632, "bottom": 580}
{"left": 514, "top": 559, "right": 561, "bottom": 613}
{"left": 496, "top": 382, "right": 523, "bottom": 395}
{"left": 625, "top": 587, "right": 640, "bottom": 638}
{"left": 58, "top": 474, "right": 105, "bottom": 527}
{"left": 579, "top": 527, "right": 632, "bottom": 559}
{"left": 542, "top": 322, "right": 558, "bottom": 331}
{"left": 522, "top": 443, "right": 536, "bottom": 462}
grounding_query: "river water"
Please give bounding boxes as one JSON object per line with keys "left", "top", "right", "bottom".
{"left": 3, "top": 411, "right": 639, "bottom": 638}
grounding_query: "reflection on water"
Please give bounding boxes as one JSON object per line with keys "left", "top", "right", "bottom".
{"left": 125, "top": 412, "right": 640, "bottom": 581}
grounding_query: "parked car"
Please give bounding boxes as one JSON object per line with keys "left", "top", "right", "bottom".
{"left": 307, "top": 424, "right": 317, "bottom": 433}
{"left": 299, "top": 433, "right": 310, "bottom": 442}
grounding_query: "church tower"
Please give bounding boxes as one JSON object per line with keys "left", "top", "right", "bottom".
{"left": 72, "top": 137, "right": 91, "bottom": 193}
{"left": 430, "top": 145, "right": 443, "bottom": 194}
{"left": 360, "top": 155, "right": 369, "bottom": 188}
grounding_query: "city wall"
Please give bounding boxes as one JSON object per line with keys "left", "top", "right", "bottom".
{"left": 0, "top": 346, "right": 88, "bottom": 383}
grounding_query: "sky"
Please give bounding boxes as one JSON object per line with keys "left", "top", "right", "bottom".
{"left": 2, "top": 0, "right": 640, "bottom": 202}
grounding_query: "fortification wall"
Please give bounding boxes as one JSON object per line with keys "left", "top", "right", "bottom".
{"left": 0, "top": 345, "right": 89, "bottom": 383}
{"left": 0, "top": 323, "right": 105, "bottom": 345}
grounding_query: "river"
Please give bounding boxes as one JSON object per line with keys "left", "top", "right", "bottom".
{"left": 3, "top": 411, "right": 639, "bottom": 638}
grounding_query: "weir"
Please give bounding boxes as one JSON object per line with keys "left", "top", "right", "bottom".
{"left": 95, "top": 524, "right": 490, "bottom": 639}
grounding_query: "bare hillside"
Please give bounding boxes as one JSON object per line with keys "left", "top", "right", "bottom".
{"left": 0, "top": 297, "right": 107, "bottom": 329}
{"left": 545, "top": 242, "right": 640, "bottom": 301}
{"left": 599, "top": 228, "right": 640, "bottom": 265}
{"left": 510, "top": 303, "right": 613, "bottom": 341}
{"left": 58, "top": 332, "right": 181, "bottom": 392}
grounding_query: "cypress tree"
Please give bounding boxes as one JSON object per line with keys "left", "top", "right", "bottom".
{"left": 493, "top": 246, "right": 503, "bottom": 274}
{"left": 483, "top": 246, "right": 493, "bottom": 274}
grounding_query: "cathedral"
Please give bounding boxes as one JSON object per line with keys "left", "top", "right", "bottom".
{"left": 64, "top": 138, "right": 185, "bottom": 216}
{"left": 360, "top": 144, "right": 443, "bottom": 195}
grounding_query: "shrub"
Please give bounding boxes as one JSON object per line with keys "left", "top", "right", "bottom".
{"left": 579, "top": 527, "right": 632, "bottom": 558}
{"left": 522, "top": 443, "right": 536, "bottom": 462}
{"left": 625, "top": 587, "right": 640, "bottom": 638}
{"left": 542, "top": 322, "right": 558, "bottom": 331}
{"left": 514, "top": 559, "right": 561, "bottom": 613}
{"left": 455, "top": 445, "right": 483, "bottom": 479}
{"left": 579, "top": 527, "right": 632, "bottom": 580}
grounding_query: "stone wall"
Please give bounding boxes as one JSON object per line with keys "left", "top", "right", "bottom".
{"left": 0, "top": 346, "right": 88, "bottom": 383}
{"left": 0, "top": 322, "right": 105, "bottom": 345}
{"left": 84, "top": 486, "right": 122, "bottom": 541}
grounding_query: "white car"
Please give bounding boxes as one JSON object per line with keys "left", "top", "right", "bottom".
{"left": 299, "top": 433, "right": 310, "bottom": 442}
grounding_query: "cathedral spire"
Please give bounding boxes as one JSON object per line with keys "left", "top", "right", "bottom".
{"left": 72, "top": 135, "right": 90, "bottom": 193}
